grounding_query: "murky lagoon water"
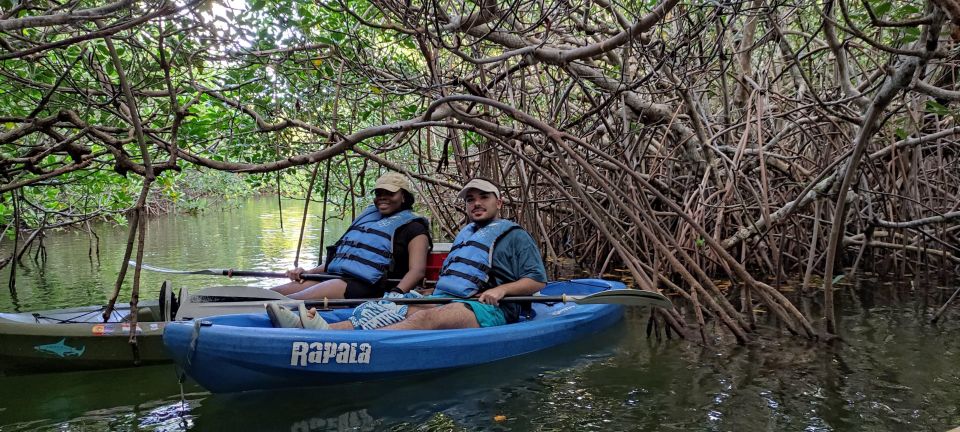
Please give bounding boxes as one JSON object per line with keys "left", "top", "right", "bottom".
{"left": 1, "top": 197, "right": 958, "bottom": 431}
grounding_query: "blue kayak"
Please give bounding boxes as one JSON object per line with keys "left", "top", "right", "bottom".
{"left": 163, "top": 279, "right": 626, "bottom": 393}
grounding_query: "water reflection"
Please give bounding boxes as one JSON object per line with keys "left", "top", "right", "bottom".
{"left": 0, "top": 197, "right": 350, "bottom": 312}
{"left": 288, "top": 409, "right": 377, "bottom": 432}
{"left": 138, "top": 400, "right": 195, "bottom": 431}
{"left": 0, "top": 295, "right": 958, "bottom": 431}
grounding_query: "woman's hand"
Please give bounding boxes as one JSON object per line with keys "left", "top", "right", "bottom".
{"left": 286, "top": 266, "right": 325, "bottom": 283}
{"left": 285, "top": 267, "right": 307, "bottom": 283}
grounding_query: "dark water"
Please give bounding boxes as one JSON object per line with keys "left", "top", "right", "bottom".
{"left": 1, "top": 197, "right": 959, "bottom": 431}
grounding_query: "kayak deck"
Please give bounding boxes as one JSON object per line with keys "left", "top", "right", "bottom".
{"left": 0, "top": 302, "right": 158, "bottom": 325}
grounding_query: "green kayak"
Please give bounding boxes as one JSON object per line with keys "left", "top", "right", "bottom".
{"left": 0, "top": 283, "right": 292, "bottom": 375}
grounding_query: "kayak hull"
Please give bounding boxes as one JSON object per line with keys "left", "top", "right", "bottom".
{"left": 163, "top": 279, "right": 626, "bottom": 393}
{"left": 0, "top": 303, "right": 169, "bottom": 374}
{"left": 0, "top": 285, "right": 291, "bottom": 375}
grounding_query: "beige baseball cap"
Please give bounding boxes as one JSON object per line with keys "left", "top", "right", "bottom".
{"left": 374, "top": 172, "right": 413, "bottom": 194}
{"left": 457, "top": 178, "right": 500, "bottom": 199}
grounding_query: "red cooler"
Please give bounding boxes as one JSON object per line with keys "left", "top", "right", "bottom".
{"left": 426, "top": 242, "right": 452, "bottom": 282}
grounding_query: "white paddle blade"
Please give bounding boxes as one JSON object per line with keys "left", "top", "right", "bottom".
{"left": 127, "top": 261, "right": 220, "bottom": 275}
{"left": 574, "top": 289, "right": 673, "bottom": 309}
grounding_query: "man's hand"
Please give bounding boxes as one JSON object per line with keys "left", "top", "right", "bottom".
{"left": 477, "top": 286, "right": 508, "bottom": 305}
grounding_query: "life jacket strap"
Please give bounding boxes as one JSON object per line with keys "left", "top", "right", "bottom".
{"left": 332, "top": 253, "right": 390, "bottom": 272}
{"left": 450, "top": 240, "right": 490, "bottom": 253}
{"left": 338, "top": 240, "right": 392, "bottom": 259}
{"left": 440, "top": 268, "right": 488, "bottom": 287}
{"left": 351, "top": 226, "right": 391, "bottom": 240}
{"left": 444, "top": 256, "right": 490, "bottom": 274}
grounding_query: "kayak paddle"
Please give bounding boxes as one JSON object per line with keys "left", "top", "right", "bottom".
{"left": 130, "top": 262, "right": 673, "bottom": 308}
{"left": 299, "top": 289, "right": 673, "bottom": 309}
{"left": 127, "top": 261, "right": 387, "bottom": 282}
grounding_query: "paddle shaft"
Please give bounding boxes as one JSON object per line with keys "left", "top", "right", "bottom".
{"left": 303, "top": 296, "right": 553, "bottom": 308}
{"left": 128, "top": 261, "right": 400, "bottom": 283}
{"left": 129, "top": 262, "right": 672, "bottom": 308}
{"left": 211, "top": 270, "right": 404, "bottom": 284}
{"left": 210, "top": 270, "right": 366, "bottom": 282}
{"left": 300, "top": 289, "right": 672, "bottom": 308}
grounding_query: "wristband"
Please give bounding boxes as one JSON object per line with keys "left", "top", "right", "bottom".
{"left": 390, "top": 287, "right": 405, "bottom": 294}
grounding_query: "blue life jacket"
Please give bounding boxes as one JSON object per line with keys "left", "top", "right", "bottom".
{"left": 326, "top": 205, "right": 426, "bottom": 284}
{"left": 435, "top": 219, "right": 520, "bottom": 298}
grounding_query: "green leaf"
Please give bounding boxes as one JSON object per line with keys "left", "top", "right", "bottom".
{"left": 902, "top": 27, "right": 920, "bottom": 43}
{"left": 873, "top": 1, "right": 891, "bottom": 16}
{"left": 297, "top": 4, "right": 314, "bottom": 20}
{"left": 926, "top": 100, "right": 952, "bottom": 116}
{"left": 897, "top": 4, "right": 921, "bottom": 15}
{"left": 401, "top": 103, "right": 419, "bottom": 117}
{"left": 832, "top": 274, "right": 845, "bottom": 284}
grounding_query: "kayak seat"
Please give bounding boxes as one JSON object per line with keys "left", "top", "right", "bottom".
{"left": 121, "top": 306, "right": 159, "bottom": 323}
{"left": 158, "top": 281, "right": 180, "bottom": 322}
{"left": 518, "top": 307, "right": 537, "bottom": 322}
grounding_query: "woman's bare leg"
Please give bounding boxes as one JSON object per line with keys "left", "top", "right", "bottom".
{"left": 270, "top": 280, "right": 318, "bottom": 296}
{"left": 285, "top": 279, "right": 349, "bottom": 300}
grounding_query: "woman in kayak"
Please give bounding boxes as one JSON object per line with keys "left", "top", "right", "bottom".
{"left": 270, "top": 172, "right": 431, "bottom": 300}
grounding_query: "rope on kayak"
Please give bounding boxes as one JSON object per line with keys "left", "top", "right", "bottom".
{"left": 184, "top": 319, "right": 206, "bottom": 377}
{"left": 30, "top": 307, "right": 126, "bottom": 324}
{"left": 177, "top": 320, "right": 204, "bottom": 392}
{"left": 173, "top": 320, "right": 203, "bottom": 426}
{"left": 174, "top": 370, "right": 190, "bottom": 429}
{"left": 175, "top": 319, "right": 208, "bottom": 424}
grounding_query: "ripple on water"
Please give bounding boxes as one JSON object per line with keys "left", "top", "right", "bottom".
{"left": 0, "top": 396, "right": 200, "bottom": 432}
{"left": 137, "top": 399, "right": 196, "bottom": 431}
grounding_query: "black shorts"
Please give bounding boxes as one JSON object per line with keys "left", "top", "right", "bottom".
{"left": 342, "top": 278, "right": 388, "bottom": 299}
{"left": 499, "top": 302, "right": 522, "bottom": 324}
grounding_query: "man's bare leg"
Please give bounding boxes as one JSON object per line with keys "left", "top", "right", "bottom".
{"left": 381, "top": 303, "right": 480, "bottom": 330}
{"left": 316, "top": 303, "right": 434, "bottom": 330}
{"left": 319, "top": 303, "right": 474, "bottom": 330}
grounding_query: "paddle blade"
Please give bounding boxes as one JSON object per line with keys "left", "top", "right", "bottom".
{"left": 573, "top": 289, "right": 673, "bottom": 309}
{"left": 127, "top": 261, "right": 221, "bottom": 275}
{"left": 127, "top": 261, "right": 189, "bottom": 274}
{"left": 189, "top": 286, "right": 291, "bottom": 302}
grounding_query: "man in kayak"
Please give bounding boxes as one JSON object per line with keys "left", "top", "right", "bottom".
{"left": 268, "top": 177, "right": 547, "bottom": 330}
{"left": 268, "top": 172, "right": 432, "bottom": 302}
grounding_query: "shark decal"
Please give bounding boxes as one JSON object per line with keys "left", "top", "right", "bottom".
{"left": 34, "top": 338, "right": 86, "bottom": 358}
